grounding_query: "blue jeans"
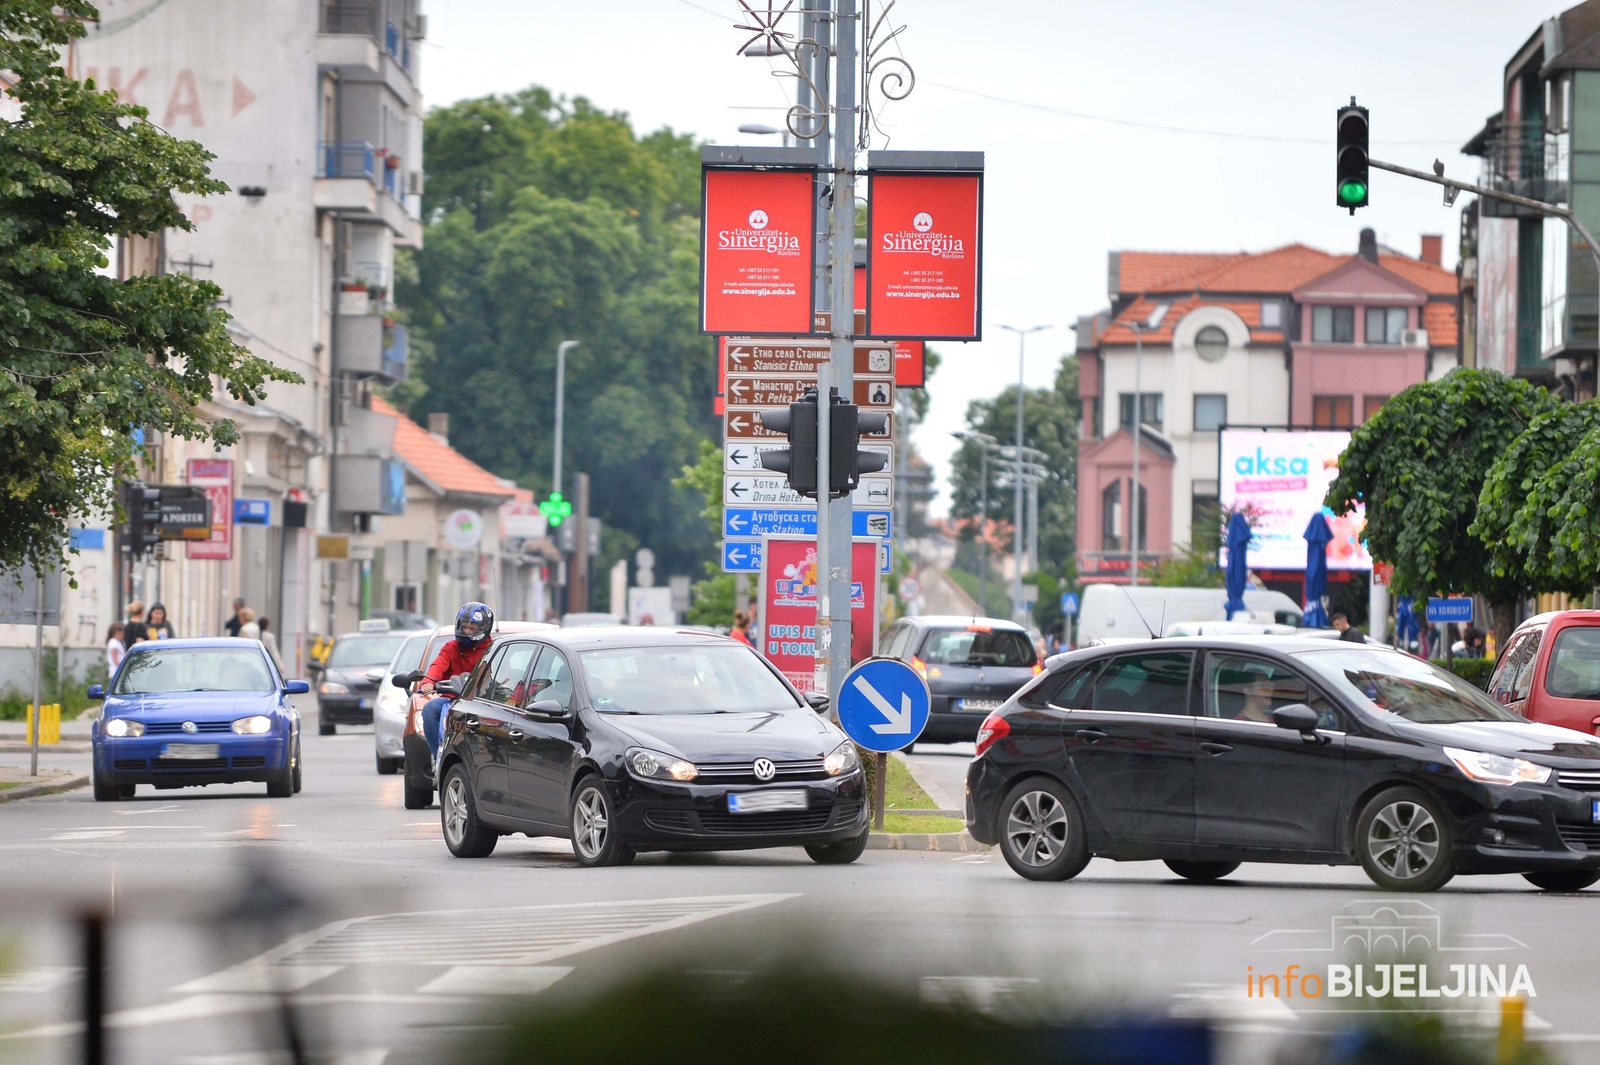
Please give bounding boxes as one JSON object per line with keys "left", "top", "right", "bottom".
{"left": 422, "top": 697, "right": 450, "bottom": 761}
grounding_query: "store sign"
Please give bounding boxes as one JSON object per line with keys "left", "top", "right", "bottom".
{"left": 701, "top": 168, "right": 816, "bottom": 336}
{"left": 443, "top": 509, "right": 485, "bottom": 551}
{"left": 759, "top": 537, "right": 881, "bottom": 692}
{"left": 186, "top": 459, "right": 233, "bottom": 561}
{"left": 866, "top": 171, "right": 983, "bottom": 340}
{"left": 1218, "top": 430, "right": 1371, "bottom": 571}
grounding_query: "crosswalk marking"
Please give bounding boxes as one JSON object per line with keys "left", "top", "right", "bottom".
{"left": 172, "top": 965, "right": 343, "bottom": 994}
{"left": 0, "top": 966, "right": 78, "bottom": 993}
{"left": 417, "top": 965, "right": 572, "bottom": 996}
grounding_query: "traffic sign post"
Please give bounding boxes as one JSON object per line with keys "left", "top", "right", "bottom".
{"left": 1059, "top": 590, "right": 1079, "bottom": 652}
{"left": 836, "top": 657, "right": 931, "bottom": 830}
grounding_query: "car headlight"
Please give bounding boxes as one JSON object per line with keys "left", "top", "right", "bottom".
{"left": 1444, "top": 746, "right": 1552, "bottom": 786}
{"left": 824, "top": 740, "right": 860, "bottom": 776}
{"left": 320, "top": 682, "right": 348, "bottom": 695}
{"left": 231, "top": 715, "right": 273, "bottom": 735}
{"left": 376, "top": 688, "right": 406, "bottom": 718}
{"left": 103, "top": 718, "right": 144, "bottom": 738}
{"left": 627, "top": 748, "right": 698, "bottom": 782}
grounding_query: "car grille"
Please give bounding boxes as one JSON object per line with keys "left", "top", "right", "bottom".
{"left": 1558, "top": 769, "right": 1600, "bottom": 792}
{"left": 643, "top": 810, "right": 697, "bottom": 833}
{"left": 152, "top": 757, "right": 227, "bottom": 770}
{"left": 697, "top": 807, "right": 834, "bottom": 834}
{"left": 145, "top": 721, "right": 232, "bottom": 735}
{"left": 696, "top": 758, "right": 829, "bottom": 784}
{"left": 113, "top": 759, "right": 146, "bottom": 770}
{"left": 834, "top": 802, "right": 863, "bottom": 823}
{"left": 1556, "top": 824, "right": 1600, "bottom": 850}
{"left": 232, "top": 756, "right": 266, "bottom": 768}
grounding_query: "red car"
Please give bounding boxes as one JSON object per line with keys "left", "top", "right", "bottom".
{"left": 1487, "top": 611, "right": 1600, "bottom": 736}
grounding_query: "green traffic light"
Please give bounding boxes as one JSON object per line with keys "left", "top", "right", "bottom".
{"left": 1338, "top": 180, "right": 1367, "bottom": 205}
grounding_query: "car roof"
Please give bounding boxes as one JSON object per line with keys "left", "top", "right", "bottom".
{"left": 497, "top": 625, "right": 737, "bottom": 653}
{"left": 423, "top": 621, "right": 559, "bottom": 639}
{"left": 900, "top": 615, "right": 1028, "bottom": 631}
{"left": 125, "top": 637, "right": 264, "bottom": 651}
{"left": 1517, "top": 610, "right": 1600, "bottom": 630}
{"left": 1050, "top": 634, "right": 1403, "bottom": 662}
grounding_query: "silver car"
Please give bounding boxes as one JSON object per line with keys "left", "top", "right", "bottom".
{"left": 373, "top": 630, "right": 435, "bottom": 774}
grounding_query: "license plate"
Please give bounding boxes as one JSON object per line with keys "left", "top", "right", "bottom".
{"left": 728, "top": 790, "right": 808, "bottom": 814}
{"left": 358, "top": 698, "right": 372, "bottom": 709}
{"left": 1593, "top": 799, "right": 1599, "bottom": 824}
{"left": 959, "top": 698, "right": 1003, "bottom": 711}
{"left": 160, "top": 743, "right": 220, "bottom": 760}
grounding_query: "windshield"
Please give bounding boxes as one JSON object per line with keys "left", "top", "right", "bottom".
{"left": 115, "top": 648, "right": 275, "bottom": 694}
{"left": 390, "top": 632, "right": 430, "bottom": 672}
{"left": 1546, "top": 627, "right": 1600, "bottom": 700}
{"left": 918, "top": 628, "right": 1036, "bottom": 667}
{"left": 328, "top": 633, "right": 409, "bottom": 668}
{"left": 580, "top": 643, "right": 801, "bottom": 714}
{"left": 1295, "top": 647, "right": 1520, "bottom": 724}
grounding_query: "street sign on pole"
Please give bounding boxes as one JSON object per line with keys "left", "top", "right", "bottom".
{"left": 1426, "top": 598, "right": 1473, "bottom": 624}
{"left": 836, "top": 656, "right": 931, "bottom": 831}
{"left": 726, "top": 339, "right": 895, "bottom": 376}
{"left": 725, "top": 536, "right": 891, "bottom": 575}
{"left": 1060, "top": 591, "right": 1079, "bottom": 616}
{"left": 725, "top": 474, "right": 893, "bottom": 508}
{"left": 726, "top": 375, "right": 893, "bottom": 409}
{"left": 726, "top": 408, "right": 892, "bottom": 440}
{"left": 724, "top": 507, "right": 891, "bottom": 540}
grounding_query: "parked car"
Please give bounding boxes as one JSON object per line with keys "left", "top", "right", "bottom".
{"left": 1076, "top": 585, "right": 1303, "bottom": 645}
{"left": 1488, "top": 611, "right": 1600, "bottom": 737}
{"left": 88, "top": 638, "right": 308, "bottom": 800}
{"left": 435, "top": 626, "right": 867, "bottom": 866}
{"left": 878, "top": 615, "right": 1040, "bottom": 743}
{"left": 313, "top": 629, "right": 412, "bottom": 734}
{"left": 373, "top": 629, "right": 434, "bottom": 775}
{"left": 967, "top": 636, "right": 1600, "bottom": 892}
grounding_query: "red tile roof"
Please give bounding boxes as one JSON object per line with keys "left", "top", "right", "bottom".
{"left": 1421, "top": 302, "right": 1459, "bottom": 347}
{"left": 372, "top": 395, "right": 515, "bottom": 500}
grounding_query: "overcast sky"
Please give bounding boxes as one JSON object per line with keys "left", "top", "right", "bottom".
{"left": 424, "top": 0, "right": 1557, "bottom": 517}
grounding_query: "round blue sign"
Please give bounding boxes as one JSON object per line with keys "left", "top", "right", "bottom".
{"left": 836, "top": 658, "right": 931, "bottom": 753}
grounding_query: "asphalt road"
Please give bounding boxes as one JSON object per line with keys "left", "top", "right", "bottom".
{"left": 2, "top": 727, "right": 1598, "bottom": 1065}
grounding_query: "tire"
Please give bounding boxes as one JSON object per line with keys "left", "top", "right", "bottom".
{"left": 997, "top": 777, "right": 1090, "bottom": 882}
{"left": 318, "top": 722, "right": 336, "bottom": 736}
{"left": 570, "top": 778, "right": 634, "bottom": 867}
{"left": 403, "top": 780, "right": 433, "bottom": 809}
{"left": 1165, "top": 859, "right": 1241, "bottom": 882}
{"left": 1356, "top": 786, "right": 1455, "bottom": 892}
{"left": 806, "top": 828, "right": 869, "bottom": 865}
{"left": 440, "top": 764, "right": 497, "bottom": 858}
{"left": 266, "top": 743, "right": 295, "bottom": 798}
{"left": 291, "top": 738, "right": 303, "bottom": 794}
{"left": 376, "top": 755, "right": 400, "bottom": 775}
{"left": 93, "top": 765, "right": 122, "bottom": 802}
{"left": 1523, "top": 869, "right": 1600, "bottom": 892}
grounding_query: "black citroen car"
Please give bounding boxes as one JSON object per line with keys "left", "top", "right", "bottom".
{"left": 433, "top": 627, "right": 869, "bottom": 866}
{"left": 967, "top": 637, "right": 1600, "bottom": 892}
{"left": 878, "top": 615, "right": 1041, "bottom": 744}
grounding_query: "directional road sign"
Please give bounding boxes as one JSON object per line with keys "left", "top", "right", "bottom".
{"left": 725, "top": 409, "right": 893, "bottom": 440}
{"left": 723, "top": 507, "right": 892, "bottom": 539}
{"left": 724, "top": 474, "right": 893, "bottom": 508}
{"left": 1060, "top": 591, "right": 1079, "bottom": 616}
{"left": 723, "top": 537, "right": 892, "bottom": 574}
{"left": 725, "top": 375, "right": 893, "bottom": 409}
{"left": 1426, "top": 597, "right": 1474, "bottom": 624}
{"left": 724, "top": 441, "right": 892, "bottom": 476}
{"left": 836, "top": 658, "right": 930, "bottom": 753}
{"left": 725, "top": 339, "right": 895, "bottom": 376}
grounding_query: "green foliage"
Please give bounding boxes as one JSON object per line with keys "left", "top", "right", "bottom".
{"left": 1325, "top": 369, "right": 1558, "bottom": 604}
{"left": 401, "top": 89, "right": 715, "bottom": 578}
{"left": 1150, "top": 541, "right": 1224, "bottom": 588}
{"left": 673, "top": 438, "right": 723, "bottom": 530}
{"left": 0, "top": 0, "right": 298, "bottom": 571}
{"left": 1431, "top": 657, "right": 1494, "bottom": 691}
{"left": 686, "top": 565, "right": 736, "bottom": 628}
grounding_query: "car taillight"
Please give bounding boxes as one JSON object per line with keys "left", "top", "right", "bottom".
{"left": 975, "top": 713, "right": 1010, "bottom": 758}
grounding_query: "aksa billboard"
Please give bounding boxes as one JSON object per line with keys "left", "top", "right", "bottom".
{"left": 700, "top": 168, "right": 816, "bottom": 336}
{"left": 865, "top": 171, "right": 982, "bottom": 340}
{"left": 759, "top": 537, "right": 881, "bottom": 692}
{"left": 1218, "top": 430, "right": 1371, "bottom": 571}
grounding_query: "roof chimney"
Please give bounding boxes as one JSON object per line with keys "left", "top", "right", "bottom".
{"left": 1358, "top": 228, "right": 1379, "bottom": 264}
{"left": 427, "top": 412, "right": 449, "bottom": 444}
{"left": 1420, "top": 234, "right": 1442, "bottom": 267}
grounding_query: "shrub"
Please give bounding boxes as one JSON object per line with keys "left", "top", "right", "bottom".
{"left": 1432, "top": 657, "right": 1495, "bottom": 691}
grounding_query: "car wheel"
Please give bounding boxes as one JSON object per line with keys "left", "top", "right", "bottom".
{"left": 997, "top": 777, "right": 1089, "bottom": 882}
{"left": 92, "top": 765, "right": 122, "bottom": 802}
{"left": 375, "top": 755, "right": 400, "bottom": 775}
{"left": 440, "top": 764, "right": 497, "bottom": 858}
{"left": 1356, "top": 786, "right": 1455, "bottom": 892}
{"left": 318, "top": 722, "right": 335, "bottom": 736}
{"left": 1523, "top": 869, "right": 1600, "bottom": 892}
{"left": 570, "top": 779, "right": 634, "bottom": 867}
{"left": 266, "top": 750, "right": 295, "bottom": 798}
{"left": 291, "top": 738, "right": 303, "bottom": 794}
{"left": 1164, "top": 859, "right": 1241, "bottom": 882}
{"left": 403, "top": 780, "right": 433, "bottom": 809}
{"left": 806, "top": 828, "right": 869, "bottom": 865}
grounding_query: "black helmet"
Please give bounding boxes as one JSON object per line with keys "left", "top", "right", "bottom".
{"left": 455, "top": 602, "right": 493, "bottom": 646}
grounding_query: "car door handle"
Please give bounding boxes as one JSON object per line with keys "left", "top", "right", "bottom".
{"left": 507, "top": 728, "right": 524, "bottom": 739}
{"left": 1200, "top": 742, "right": 1234, "bottom": 756}
{"left": 1076, "top": 728, "right": 1108, "bottom": 742}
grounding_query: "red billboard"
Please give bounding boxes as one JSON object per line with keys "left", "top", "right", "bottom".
{"left": 186, "top": 458, "right": 234, "bottom": 561}
{"left": 760, "top": 537, "right": 881, "bottom": 692}
{"left": 866, "top": 172, "right": 983, "bottom": 340}
{"left": 701, "top": 169, "right": 816, "bottom": 336}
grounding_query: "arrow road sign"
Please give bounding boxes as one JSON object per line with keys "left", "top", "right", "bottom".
{"left": 721, "top": 539, "right": 762, "bottom": 573}
{"left": 726, "top": 375, "right": 893, "bottom": 409}
{"left": 836, "top": 658, "right": 930, "bottom": 752}
{"left": 726, "top": 340, "right": 895, "bottom": 376}
{"left": 727, "top": 409, "right": 892, "bottom": 441}
{"left": 723, "top": 441, "right": 790, "bottom": 473}
{"left": 725, "top": 475, "right": 893, "bottom": 507}
{"left": 723, "top": 507, "right": 892, "bottom": 539}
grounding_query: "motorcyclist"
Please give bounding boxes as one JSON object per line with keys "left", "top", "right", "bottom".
{"left": 418, "top": 602, "right": 495, "bottom": 766}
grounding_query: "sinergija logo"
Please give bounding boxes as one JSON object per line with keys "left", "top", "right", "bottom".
{"left": 912, "top": 212, "right": 933, "bottom": 232}
{"left": 747, "top": 209, "right": 769, "bottom": 230}
{"left": 718, "top": 207, "right": 799, "bottom": 255}
{"left": 882, "top": 210, "right": 964, "bottom": 259}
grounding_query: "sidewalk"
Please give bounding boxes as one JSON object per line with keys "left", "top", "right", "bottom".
{"left": 0, "top": 718, "right": 93, "bottom": 753}
{"left": 0, "top": 766, "right": 89, "bottom": 802}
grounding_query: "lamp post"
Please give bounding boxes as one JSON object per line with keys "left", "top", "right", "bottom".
{"left": 552, "top": 340, "right": 578, "bottom": 496}
{"left": 953, "top": 430, "right": 998, "bottom": 616}
{"left": 1124, "top": 319, "right": 1145, "bottom": 587}
{"left": 997, "top": 324, "right": 1051, "bottom": 622}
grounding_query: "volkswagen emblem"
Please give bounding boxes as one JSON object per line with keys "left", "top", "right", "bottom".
{"left": 181, "top": 721, "right": 198, "bottom": 734}
{"left": 753, "top": 758, "right": 777, "bottom": 782}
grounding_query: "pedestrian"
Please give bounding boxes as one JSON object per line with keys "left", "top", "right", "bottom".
{"left": 1453, "top": 626, "right": 1487, "bottom": 659}
{"left": 224, "top": 597, "right": 247, "bottom": 638}
{"left": 731, "top": 611, "right": 755, "bottom": 648}
{"left": 1331, "top": 612, "right": 1366, "bottom": 643}
{"left": 124, "top": 601, "right": 148, "bottom": 646}
{"left": 257, "top": 616, "right": 284, "bottom": 673}
{"left": 237, "top": 607, "right": 259, "bottom": 640}
{"left": 417, "top": 603, "right": 494, "bottom": 767}
{"left": 105, "top": 622, "right": 126, "bottom": 674}
{"left": 1045, "top": 619, "right": 1065, "bottom": 656}
{"left": 142, "top": 602, "right": 176, "bottom": 641}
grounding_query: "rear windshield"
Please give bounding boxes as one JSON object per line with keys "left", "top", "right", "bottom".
{"left": 1546, "top": 627, "right": 1600, "bottom": 700}
{"left": 917, "top": 628, "right": 1036, "bottom": 667}
{"left": 328, "top": 633, "right": 409, "bottom": 668}
{"left": 391, "top": 632, "right": 431, "bottom": 672}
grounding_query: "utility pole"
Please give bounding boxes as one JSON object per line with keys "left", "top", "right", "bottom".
{"left": 29, "top": 568, "right": 43, "bottom": 777}
{"left": 998, "top": 324, "right": 1049, "bottom": 621}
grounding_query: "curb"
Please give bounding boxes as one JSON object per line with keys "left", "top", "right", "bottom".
{"left": 867, "top": 830, "right": 990, "bottom": 852}
{"left": 0, "top": 774, "right": 90, "bottom": 803}
{"left": 0, "top": 742, "right": 91, "bottom": 753}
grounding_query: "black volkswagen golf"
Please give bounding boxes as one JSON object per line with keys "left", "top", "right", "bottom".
{"left": 967, "top": 637, "right": 1600, "bottom": 892}
{"left": 434, "top": 627, "right": 869, "bottom": 866}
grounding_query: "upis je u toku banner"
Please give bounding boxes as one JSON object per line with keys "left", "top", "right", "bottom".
{"left": 866, "top": 172, "right": 983, "bottom": 340}
{"left": 701, "top": 169, "right": 816, "bottom": 336}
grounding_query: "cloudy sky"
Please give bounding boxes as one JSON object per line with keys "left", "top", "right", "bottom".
{"left": 424, "top": 0, "right": 1557, "bottom": 515}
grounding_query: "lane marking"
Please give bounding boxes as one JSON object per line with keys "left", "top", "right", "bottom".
{"left": 171, "top": 965, "right": 342, "bottom": 994}
{"left": 417, "top": 966, "right": 572, "bottom": 996}
{"left": 0, "top": 966, "right": 78, "bottom": 994}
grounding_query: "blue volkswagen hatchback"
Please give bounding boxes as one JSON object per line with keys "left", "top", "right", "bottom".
{"left": 89, "top": 638, "right": 309, "bottom": 801}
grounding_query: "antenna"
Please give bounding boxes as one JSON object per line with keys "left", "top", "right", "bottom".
{"left": 1116, "top": 584, "right": 1157, "bottom": 640}
{"left": 1157, "top": 602, "right": 1167, "bottom": 640}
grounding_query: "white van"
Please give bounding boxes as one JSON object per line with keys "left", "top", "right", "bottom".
{"left": 1076, "top": 585, "right": 1304, "bottom": 645}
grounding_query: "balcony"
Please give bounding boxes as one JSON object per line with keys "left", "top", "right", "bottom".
{"left": 320, "top": 140, "right": 375, "bottom": 182}
{"left": 1477, "top": 123, "right": 1569, "bottom": 218}
{"left": 314, "top": 140, "right": 411, "bottom": 237}
{"left": 335, "top": 455, "right": 406, "bottom": 516}
{"left": 335, "top": 313, "right": 405, "bottom": 383}
{"left": 320, "top": 1, "right": 418, "bottom": 82}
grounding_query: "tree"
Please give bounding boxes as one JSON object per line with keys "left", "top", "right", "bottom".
{"left": 1325, "top": 369, "right": 1559, "bottom": 642}
{"left": 0, "top": 0, "right": 296, "bottom": 572}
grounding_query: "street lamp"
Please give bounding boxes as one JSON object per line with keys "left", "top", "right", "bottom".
{"left": 997, "top": 324, "right": 1051, "bottom": 623}
{"left": 953, "top": 430, "right": 998, "bottom": 616}
{"left": 552, "top": 340, "right": 578, "bottom": 496}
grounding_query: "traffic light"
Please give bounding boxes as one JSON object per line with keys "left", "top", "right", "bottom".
{"left": 122, "top": 481, "right": 161, "bottom": 555}
{"left": 758, "top": 389, "right": 819, "bottom": 497}
{"left": 829, "top": 401, "right": 888, "bottom": 498}
{"left": 1336, "top": 98, "right": 1369, "bottom": 213}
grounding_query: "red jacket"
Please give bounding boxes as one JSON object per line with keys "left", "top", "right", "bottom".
{"left": 425, "top": 638, "right": 491, "bottom": 696}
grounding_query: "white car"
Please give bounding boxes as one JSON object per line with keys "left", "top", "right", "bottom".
{"left": 373, "top": 630, "right": 436, "bottom": 775}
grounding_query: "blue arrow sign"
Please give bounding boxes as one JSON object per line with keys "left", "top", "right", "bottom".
{"left": 1426, "top": 597, "right": 1473, "bottom": 624}
{"left": 721, "top": 540, "right": 763, "bottom": 573}
{"left": 723, "top": 508, "right": 892, "bottom": 539}
{"left": 1060, "top": 591, "right": 1079, "bottom": 616}
{"left": 836, "top": 658, "right": 930, "bottom": 753}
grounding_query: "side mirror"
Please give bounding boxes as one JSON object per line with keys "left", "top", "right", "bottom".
{"left": 395, "top": 669, "right": 424, "bottom": 692}
{"left": 365, "top": 667, "right": 386, "bottom": 684}
{"left": 435, "top": 676, "right": 464, "bottom": 698}
{"left": 1272, "top": 703, "right": 1320, "bottom": 737}
{"left": 804, "top": 691, "right": 830, "bottom": 713}
{"left": 283, "top": 680, "right": 311, "bottom": 695}
{"left": 527, "top": 698, "right": 567, "bottom": 717}
{"left": 87, "top": 684, "right": 104, "bottom": 700}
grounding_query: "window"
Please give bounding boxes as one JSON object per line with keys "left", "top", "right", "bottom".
{"left": 1087, "top": 397, "right": 1101, "bottom": 439}
{"left": 1364, "top": 306, "right": 1408, "bottom": 344}
{"left": 1204, "top": 653, "right": 1335, "bottom": 727}
{"left": 1019, "top": 664, "right": 1099, "bottom": 709}
{"left": 1311, "top": 305, "right": 1356, "bottom": 343}
{"left": 1362, "top": 395, "right": 1389, "bottom": 422}
{"left": 115, "top": 648, "right": 275, "bottom": 694}
{"left": 1194, "top": 326, "right": 1229, "bottom": 362}
{"left": 917, "top": 627, "right": 1037, "bottom": 667}
{"left": 529, "top": 646, "right": 576, "bottom": 710}
{"left": 1512, "top": 631, "right": 1543, "bottom": 702}
{"left": 328, "top": 633, "right": 410, "bottom": 667}
{"left": 1295, "top": 647, "right": 1518, "bottom": 724}
{"left": 580, "top": 644, "right": 798, "bottom": 714}
{"left": 1191, "top": 491, "right": 1220, "bottom": 554}
{"left": 1118, "top": 392, "right": 1163, "bottom": 430}
{"left": 392, "top": 583, "right": 420, "bottom": 612}
{"left": 881, "top": 624, "right": 912, "bottom": 660}
{"left": 1134, "top": 482, "right": 1148, "bottom": 553}
{"left": 1486, "top": 632, "right": 1529, "bottom": 703}
{"left": 1089, "top": 652, "right": 1194, "bottom": 715}
{"left": 1193, "top": 394, "right": 1227, "bottom": 432}
{"left": 479, "top": 642, "right": 540, "bottom": 706}
{"left": 1101, "top": 481, "right": 1122, "bottom": 552}
{"left": 1544, "top": 627, "right": 1600, "bottom": 699}
{"left": 1312, "top": 395, "right": 1354, "bottom": 427}
{"left": 1260, "top": 302, "right": 1283, "bottom": 328}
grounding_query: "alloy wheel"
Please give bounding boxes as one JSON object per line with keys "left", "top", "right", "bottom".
{"left": 442, "top": 775, "right": 469, "bottom": 848}
{"left": 574, "top": 788, "right": 609, "bottom": 860}
{"left": 1004, "top": 789, "right": 1069, "bottom": 867}
{"left": 1366, "top": 800, "right": 1440, "bottom": 880}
